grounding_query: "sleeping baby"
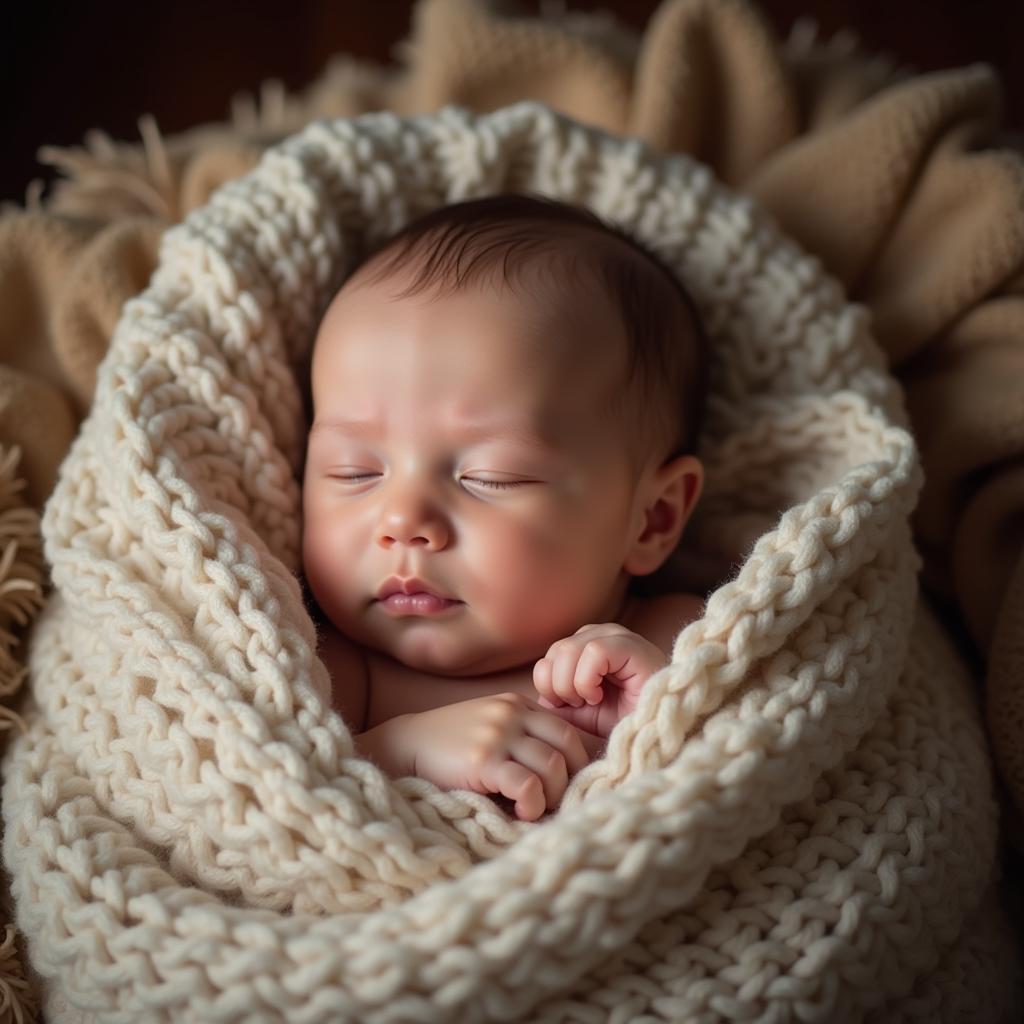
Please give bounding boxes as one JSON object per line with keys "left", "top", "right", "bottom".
{"left": 301, "top": 193, "right": 708, "bottom": 821}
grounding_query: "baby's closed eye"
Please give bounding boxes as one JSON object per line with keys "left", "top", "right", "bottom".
{"left": 461, "top": 476, "right": 534, "bottom": 491}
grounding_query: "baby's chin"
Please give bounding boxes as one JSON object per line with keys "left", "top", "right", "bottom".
{"left": 373, "top": 633, "right": 537, "bottom": 678}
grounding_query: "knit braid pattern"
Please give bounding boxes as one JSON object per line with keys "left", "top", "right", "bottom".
{"left": 1, "top": 104, "right": 1007, "bottom": 1022}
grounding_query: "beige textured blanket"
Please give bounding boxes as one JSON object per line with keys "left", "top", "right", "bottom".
{"left": 0, "top": 0, "right": 1022, "bottom": 1018}
{"left": 5, "top": 98, "right": 1018, "bottom": 1022}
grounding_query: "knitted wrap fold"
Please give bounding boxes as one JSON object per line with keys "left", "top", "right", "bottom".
{"left": 1, "top": 105, "right": 1009, "bottom": 1022}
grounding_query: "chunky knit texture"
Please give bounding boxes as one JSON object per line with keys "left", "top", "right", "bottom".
{"left": 2, "top": 104, "right": 1013, "bottom": 1022}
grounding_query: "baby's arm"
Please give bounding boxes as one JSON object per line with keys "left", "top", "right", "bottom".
{"left": 354, "top": 717, "right": 416, "bottom": 777}
{"left": 353, "top": 704, "right": 605, "bottom": 779}
{"left": 360, "top": 696, "right": 594, "bottom": 821}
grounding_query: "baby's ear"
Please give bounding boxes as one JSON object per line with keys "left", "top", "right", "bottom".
{"left": 623, "top": 455, "right": 704, "bottom": 577}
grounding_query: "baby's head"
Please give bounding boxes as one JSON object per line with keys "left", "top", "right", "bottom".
{"left": 302, "top": 194, "right": 707, "bottom": 676}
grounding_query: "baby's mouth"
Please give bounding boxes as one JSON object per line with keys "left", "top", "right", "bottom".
{"left": 378, "top": 592, "right": 462, "bottom": 616}
{"left": 375, "top": 576, "right": 463, "bottom": 616}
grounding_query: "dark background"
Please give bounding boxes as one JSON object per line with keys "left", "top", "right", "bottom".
{"left": 3, "top": 0, "right": 1022, "bottom": 204}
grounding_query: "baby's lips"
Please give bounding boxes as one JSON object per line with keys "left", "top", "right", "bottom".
{"left": 379, "top": 592, "right": 460, "bottom": 615}
{"left": 375, "top": 575, "right": 459, "bottom": 602}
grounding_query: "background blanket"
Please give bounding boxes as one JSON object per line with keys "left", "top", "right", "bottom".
{"left": 1, "top": 0, "right": 1022, "bottom": 1018}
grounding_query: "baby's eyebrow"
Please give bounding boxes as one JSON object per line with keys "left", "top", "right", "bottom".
{"left": 310, "top": 417, "right": 561, "bottom": 452}
{"left": 309, "top": 418, "right": 377, "bottom": 438}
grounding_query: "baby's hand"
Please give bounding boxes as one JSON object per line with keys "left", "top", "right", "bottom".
{"left": 533, "top": 624, "right": 668, "bottom": 738}
{"left": 399, "top": 693, "right": 593, "bottom": 822}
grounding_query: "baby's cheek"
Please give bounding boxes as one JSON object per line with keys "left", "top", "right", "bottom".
{"left": 475, "top": 524, "right": 557, "bottom": 587}
{"left": 302, "top": 516, "right": 351, "bottom": 608}
{"left": 479, "top": 530, "right": 589, "bottom": 633}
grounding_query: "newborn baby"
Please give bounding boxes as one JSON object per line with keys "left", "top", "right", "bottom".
{"left": 302, "top": 193, "right": 708, "bottom": 820}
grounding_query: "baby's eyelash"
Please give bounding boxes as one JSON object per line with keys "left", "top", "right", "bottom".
{"left": 463, "top": 478, "right": 525, "bottom": 490}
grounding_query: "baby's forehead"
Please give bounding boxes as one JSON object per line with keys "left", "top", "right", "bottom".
{"left": 310, "top": 219, "right": 657, "bottom": 418}
{"left": 324, "top": 266, "right": 624, "bottom": 372}
{"left": 312, "top": 258, "right": 632, "bottom": 427}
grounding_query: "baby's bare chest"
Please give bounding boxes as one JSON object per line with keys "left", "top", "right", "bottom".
{"left": 362, "top": 655, "right": 536, "bottom": 729}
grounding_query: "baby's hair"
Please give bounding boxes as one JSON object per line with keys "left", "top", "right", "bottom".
{"left": 349, "top": 193, "right": 709, "bottom": 468}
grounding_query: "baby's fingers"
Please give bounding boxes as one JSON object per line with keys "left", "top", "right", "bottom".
{"left": 479, "top": 760, "right": 546, "bottom": 822}
{"left": 509, "top": 734, "right": 569, "bottom": 810}
{"left": 549, "top": 646, "right": 588, "bottom": 707}
{"left": 532, "top": 656, "right": 563, "bottom": 707}
{"left": 573, "top": 642, "right": 614, "bottom": 706}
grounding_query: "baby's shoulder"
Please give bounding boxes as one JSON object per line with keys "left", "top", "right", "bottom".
{"left": 628, "top": 591, "right": 705, "bottom": 656}
{"left": 319, "top": 624, "right": 369, "bottom": 731}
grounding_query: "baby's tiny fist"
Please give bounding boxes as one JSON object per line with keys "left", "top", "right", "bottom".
{"left": 533, "top": 624, "right": 668, "bottom": 738}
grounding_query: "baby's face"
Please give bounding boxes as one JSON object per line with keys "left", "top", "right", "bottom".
{"left": 302, "top": 271, "right": 648, "bottom": 677}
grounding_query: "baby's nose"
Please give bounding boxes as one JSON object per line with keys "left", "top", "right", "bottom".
{"left": 375, "top": 499, "right": 449, "bottom": 551}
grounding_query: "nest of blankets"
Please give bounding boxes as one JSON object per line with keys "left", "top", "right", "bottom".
{"left": 1, "top": 101, "right": 1019, "bottom": 1023}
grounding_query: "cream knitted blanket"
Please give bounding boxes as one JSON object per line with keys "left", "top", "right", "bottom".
{"left": 2, "top": 104, "right": 1015, "bottom": 1022}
